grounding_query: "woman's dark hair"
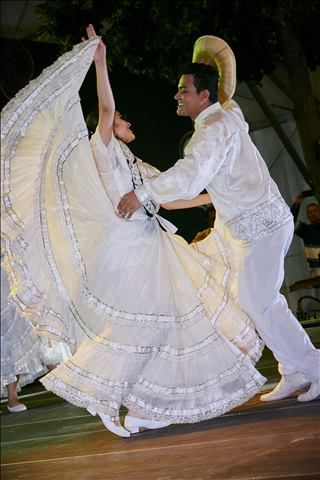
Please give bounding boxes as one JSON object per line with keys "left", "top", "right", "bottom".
{"left": 86, "top": 110, "right": 99, "bottom": 136}
{"left": 180, "top": 63, "right": 219, "bottom": 104}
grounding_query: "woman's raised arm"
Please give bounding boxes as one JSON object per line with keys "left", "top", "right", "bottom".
{"left": 87, "top": 24, "right": 115, "bottom": 146}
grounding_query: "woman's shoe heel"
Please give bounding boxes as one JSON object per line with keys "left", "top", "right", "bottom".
{"left": 87, "top": 407, "right": 96, "bottom": 416}
{"left": 87, "top": 407, "right": 130, "bottom": 437}
{"left": 124, "top": 415, "right": 170, "bottom": 433}
{"left": 99, "top": 413, "right": 130, "bottom": 437}
{"left": 127, "top": 425, "right": 139, "bottom": 434}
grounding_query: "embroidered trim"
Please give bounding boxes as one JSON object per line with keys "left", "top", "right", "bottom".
{"left": 82, "top": 286, "right": 206, "bottom": 327}
{"left": 118, "top": 141, "right": 158, "bottom": 215}
{"left": 1, "top": 38, "right": 99, "bottom": 139}
{"left": 1, "top": 37, "right": 99, "bottom": 231}
{"left": 1, "top": 39, "right": 100, "bottom": 347}
{"left": 226, "top": 194, "right": 292, "bottom": 244}
{"left": 87, "top": 330, "right": 224, "bottom": 355}
{"left": 40, "top": 356, "right": 266, "bottom": 423}
{"left": 124, "top": 372, "right": 264, "bottom": 423}
{"left": 1, "top": 102, "right": 94, "bottom": 347}
{"left": 134, "top": 184, "right": 158, "bottom": 215}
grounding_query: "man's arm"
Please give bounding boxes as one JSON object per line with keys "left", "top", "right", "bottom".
{"left": 117, "top": 190, "right": 212, "bottom": 218}
{"left": 118, "top": 124, "right": 226, "bottom": 217}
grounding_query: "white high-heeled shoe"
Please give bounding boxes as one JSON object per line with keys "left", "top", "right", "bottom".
{"left": 124, "top": 415, "right": 171, "bottom": 434}
{"left": 87, "top": 407, "right": 130, "bottom": 437}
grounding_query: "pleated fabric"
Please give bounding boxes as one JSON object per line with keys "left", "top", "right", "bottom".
{"left": 1, "top": 266, "right": 71, "bottom": 397}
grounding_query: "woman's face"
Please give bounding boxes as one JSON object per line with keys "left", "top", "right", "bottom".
{"left": 113, "top": 111, "right": 135, "bottom": 143}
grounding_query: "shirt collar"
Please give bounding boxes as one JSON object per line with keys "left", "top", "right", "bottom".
{"left": 194, "top": 102, "right": 221, "bottom": 126}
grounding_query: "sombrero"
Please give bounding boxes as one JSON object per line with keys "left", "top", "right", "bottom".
{"left": 192, "top": 35, "right": 236, "bottom": 104}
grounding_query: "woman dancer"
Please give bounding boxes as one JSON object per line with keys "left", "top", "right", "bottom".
{"left": 1, "top": 265, "right": 46, "bottom": 412}
{"left": 1, "top": 265, "right": 71, "bottom": 412}
{"left": 1, "top": 25, "right": 265, "bottom": 437}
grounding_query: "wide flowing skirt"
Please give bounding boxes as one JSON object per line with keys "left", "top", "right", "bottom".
{"left": 1, "top": 37, "right": 265, "bottom": 422}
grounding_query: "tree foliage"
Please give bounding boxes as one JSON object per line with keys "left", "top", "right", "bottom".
{"left": 36, "top": 0, "right": 320, "bottom": 82}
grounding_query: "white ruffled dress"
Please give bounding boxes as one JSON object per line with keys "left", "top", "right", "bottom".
{"left": 1, "top": 37, "right": 265, "bottom": 423}
{"left": 1, "top": 266, "right": 70, "bottom": 397}
{"left": 1, "top": 266, "right": 46, "bottom": 397}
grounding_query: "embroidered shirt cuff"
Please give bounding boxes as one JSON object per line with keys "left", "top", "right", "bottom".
{"left": 135, "top": 184, "right": 159, "bottom": 215}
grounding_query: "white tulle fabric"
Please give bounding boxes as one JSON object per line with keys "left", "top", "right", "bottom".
{"left": 1, "top": 266, "right": 46, "bottom": 396}
{"left": 1, "top": 37, "right": 265, "bottom": 422}
{"left": 1, "top": 267, "right": 71, "bottom": 397}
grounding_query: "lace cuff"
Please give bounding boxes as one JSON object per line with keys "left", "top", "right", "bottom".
{"left": 135, "top": 185, "right": 159, "bottom": 215}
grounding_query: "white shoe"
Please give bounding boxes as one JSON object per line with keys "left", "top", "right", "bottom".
{"left": 87, "top": 407, "right": 130, "bottom": 437}
{"left": 124, "top": 415, "right": 171, "bottom": 434}
{"left": 260, "top": 373, "right": 310, "bottom": 401}
{"left": 7, "top": 403, "right": 27, "bottom": 413}
{"left": 297, "top": 382, "right": 320, "bottom": 402}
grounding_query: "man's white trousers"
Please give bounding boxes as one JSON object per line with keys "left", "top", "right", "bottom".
{"left": 219, "top": 220, "right": 320, "bottom": 382}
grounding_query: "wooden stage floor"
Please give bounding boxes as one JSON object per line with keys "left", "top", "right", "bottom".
{"left": 1, "top": 339, "right": 320, "bottom": 480}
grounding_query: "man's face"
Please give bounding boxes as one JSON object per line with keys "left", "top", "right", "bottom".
{"left": 306, "top": 204, "right": 320, "bottom": 224}
{"left": 174, "top": 74, "right": 207, "bottom": 121}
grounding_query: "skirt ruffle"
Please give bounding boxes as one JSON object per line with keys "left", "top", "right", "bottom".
{"left": 1, "top": 267, "right": 71, "bottom": 397}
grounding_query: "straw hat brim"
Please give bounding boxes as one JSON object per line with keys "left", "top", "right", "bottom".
{"left": 192, "top": 35, "right": 236, "bottom": 104}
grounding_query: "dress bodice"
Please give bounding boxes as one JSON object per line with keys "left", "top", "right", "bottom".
{"left": 90, "top": 130, "right": 137, "bottom": 212}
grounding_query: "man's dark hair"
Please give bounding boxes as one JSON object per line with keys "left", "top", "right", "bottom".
{"left": 180, "top": 63, "right": 219, "bottom": 104}
{"left": 307, "top": 203, "right": 320, "bottom": 210}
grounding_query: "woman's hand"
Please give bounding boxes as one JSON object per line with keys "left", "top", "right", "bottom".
{"left": 86, "top": 24, "right": 106, "bottom": 64}
{"left": 118, "top": 192, "right": 142, "bottom": 218}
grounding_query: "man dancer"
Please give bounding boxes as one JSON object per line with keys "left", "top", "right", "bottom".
{"left": 118, "top": 36, "right": 320, "bottom": 402}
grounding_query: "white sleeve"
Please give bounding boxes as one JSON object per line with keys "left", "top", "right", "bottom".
{"left": 136, "top": 158, "right": 161, "bottom": 180}
{"left": 90, "top": 129, "right": 118, "bottom": 174}
{"left": 135, "top": 123, "right": 227, "bottom": 205}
